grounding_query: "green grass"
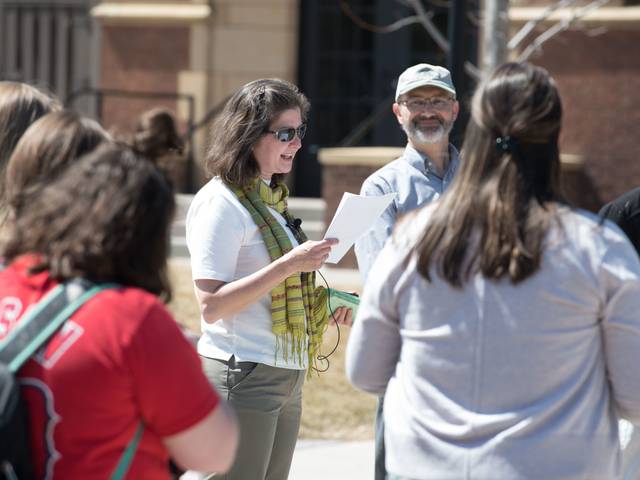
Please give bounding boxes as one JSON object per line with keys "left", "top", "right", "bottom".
{"left": 167, "top": 260, "right": 376, "bottom": 441}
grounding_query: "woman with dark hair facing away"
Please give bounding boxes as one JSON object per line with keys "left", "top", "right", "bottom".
{"left": 186, "top": 78, "right": 351, "bottom": 480}
{"left": 4, "top": 110, "right": 109, "bottom": 219}
{"left": 132, "top": 107, "right": 188, "bottom": 190}
{"left": 346, "top": 62, "right": 640, "bottom": 479}
{"left": 133, "top": 107, "right": 184, "bottom": 159}
{"left": 0, "top": 82, "right": 60, "bottom": 216}
{"left": 0, "top": 144, "right": 238, "bottom": 479}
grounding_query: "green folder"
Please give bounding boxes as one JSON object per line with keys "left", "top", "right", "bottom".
{"left": 326, "top": 288, "right": 359, "bottom": 318}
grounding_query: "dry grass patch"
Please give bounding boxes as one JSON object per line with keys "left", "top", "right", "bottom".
{"left": 167, "top": 260, "right": 376, "bottom": 441}
{"left": 300, "top": 326, "right": 376, "bottom": 440}
{"left": 167, "top": 260, "right": 201, "bottom": 332}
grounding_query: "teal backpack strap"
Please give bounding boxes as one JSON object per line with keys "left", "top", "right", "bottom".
{"left": 0, "top": 279, "right": 118, "bottom": 373}
{"left": 0, "top": 277, "right": 141, "bottom": 479}
{"left": 110, "top": 422, "right": 145, "bottom": 480}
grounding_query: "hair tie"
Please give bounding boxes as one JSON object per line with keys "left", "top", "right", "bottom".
{"left": 254, "top": 84, "right": 267, "bottom": 120}
{"left": 256, "top": 84, "right": 266, "bottom": 105}
{"left": 495, "top": 135, "right": 516, "bottom": 154}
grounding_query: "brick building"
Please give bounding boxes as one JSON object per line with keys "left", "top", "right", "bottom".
{"left": 510, "top": 4, "right": 640, "bottom": 208}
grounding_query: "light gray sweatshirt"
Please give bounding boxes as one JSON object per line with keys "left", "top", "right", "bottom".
{"left": 347, "top": 205, "right": 640, "bottom": 480}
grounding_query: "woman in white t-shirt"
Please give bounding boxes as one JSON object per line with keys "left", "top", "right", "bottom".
{"left": 186, "top": 78, "right": 351, "bottom": 480}
{"left": 346, "top": 62, "right": 640, "bottom": 479}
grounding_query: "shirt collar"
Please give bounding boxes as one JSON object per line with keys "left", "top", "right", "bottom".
{"left": 402, "top": 143, "right": 460, "bottom": 178}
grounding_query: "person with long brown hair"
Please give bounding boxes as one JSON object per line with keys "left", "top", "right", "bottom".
{"left": 131, "top": 107, "right": 188, "bottom": 191}
{"left": 0, "top": 82, "right": 60, "bottom": 217}
{"left": 133, "top": 107, "right": 184, "bottom": 159}
{"left": 187, "top": 78, "right": 351, "bottom": 480}
{"left": 4, "top": 110, "right": 109, "bottom": 219}
{"left": 347, "top": 62, "right": 640, "bottom": 479}
{"left": 0, "top": 144, "right": 238, "bottom": 479}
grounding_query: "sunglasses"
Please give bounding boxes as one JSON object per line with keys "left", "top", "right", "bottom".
{"left": 264, "top": 124, "right": 307, "bottom": 143}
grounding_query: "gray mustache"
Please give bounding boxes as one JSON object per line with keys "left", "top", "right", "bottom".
{"left": 413, "top": 117, "right": 443, "bottom": 128}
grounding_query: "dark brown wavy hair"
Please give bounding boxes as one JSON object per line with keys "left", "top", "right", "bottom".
{"left": 5, "top": 111, "right": 110, "bottom": 216}
{"left": 414, "top": 62, "right": 564, "bottom": 287}
{"left": 0, "top": 82, "right": 60, "bottom": 209}
{"left": 133, "top": 107, "right": 184, "bottom": 161}
{"left": 2, "top": 143, "right": 175, "bottom": 301}
{"left": 205, "top": 78, "right": 310, "bottom": 188}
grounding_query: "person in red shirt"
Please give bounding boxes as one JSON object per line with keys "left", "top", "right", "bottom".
{"left": 0, "top": 143, "right": 238, "bottom": 479}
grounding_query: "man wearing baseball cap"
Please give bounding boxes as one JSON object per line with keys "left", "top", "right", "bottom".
{"left": 354, "top": 63, "right": 460, "bottom": 480}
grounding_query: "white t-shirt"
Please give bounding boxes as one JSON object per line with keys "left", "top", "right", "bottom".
{"left": 186, "top": 177, "right": 306, "bottom": 370}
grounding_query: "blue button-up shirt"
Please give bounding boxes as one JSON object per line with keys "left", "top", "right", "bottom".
{"left": 354, "top": 143, "right": 459, "bottom": 281}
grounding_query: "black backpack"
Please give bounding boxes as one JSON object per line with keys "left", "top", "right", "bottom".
{"left": 0, "top": 280, "right": 113, "bottom": 480}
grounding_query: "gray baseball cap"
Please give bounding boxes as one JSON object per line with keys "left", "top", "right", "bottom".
{"left": 395, "top": 63, "right": 456, "bottom": 101}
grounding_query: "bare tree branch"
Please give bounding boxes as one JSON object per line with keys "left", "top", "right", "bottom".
{"left": 405, "top": 0, "right": 450, "bottom": 52}
{"left": 508, "top": 0, "right": 580, "bottom": 50}
{"left": 584, "top": 26, "right": 608, "bottom": 37}
{"left": 464, "top": 61, "right": 482, "bottom": 81}
{"left": 397, "top": 0, "right": 452, "bottom": 9}
{"left": 517, "top": 0, "right": 611, "bottom": 62}
{"left": 340, "top": 0, "right": 450, "bottom": 52}
{"left": 424, "top": 0, "right": 452, "bottom": 8}
{"left": 339, "top": 0, "right": 425, "bottom": 34}
{"left": 339, "top": 0, "right": 610, "bottom": 81}
{"left": 467, "top": 11, "right": 481, "bottom": 28}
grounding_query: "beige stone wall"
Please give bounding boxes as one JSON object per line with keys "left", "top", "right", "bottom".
{"left": 186, "top": 0, "right": 299, "bottom": 185}
{"left": 189, "top": 0, "right": 299, "bottom": 107}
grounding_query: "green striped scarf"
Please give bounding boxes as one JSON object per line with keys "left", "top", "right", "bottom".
{"left": 231, "top": 179, "right": 328, "bottom": 376}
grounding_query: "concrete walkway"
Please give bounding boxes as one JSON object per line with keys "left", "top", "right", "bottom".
{"left": 289, "top": 440, "right": 374, "bottom": 480}
{"left": 180, "top": 440, "right": 374, "bottom": 480}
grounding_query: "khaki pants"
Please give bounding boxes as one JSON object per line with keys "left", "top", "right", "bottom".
{"left": 201, "top": 355, "right": 304, "bottom": 480}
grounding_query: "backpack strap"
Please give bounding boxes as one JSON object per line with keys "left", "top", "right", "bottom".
{"left": 0, "top": 279, "right": 117, "bottom": 373}
{"left": 0, "top": 278, "right": 144, "bottom": 479}
{"left": 110, "top": 422, "right": 145, "bottom": 480}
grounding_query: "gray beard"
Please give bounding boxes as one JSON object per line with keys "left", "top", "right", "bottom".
{"left": 404, "top": 118, "right": 453, "bottom": 144}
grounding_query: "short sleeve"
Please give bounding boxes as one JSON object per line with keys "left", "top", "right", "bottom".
{"left": 187, "top": 189, "right": 245, "bottom": 282}
{"left": 125, "top": 302, "right": 219, "bottom": 436}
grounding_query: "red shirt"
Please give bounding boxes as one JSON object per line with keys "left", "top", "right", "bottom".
{"left": 0, "top": 257, "right": 219, "bottom": 479}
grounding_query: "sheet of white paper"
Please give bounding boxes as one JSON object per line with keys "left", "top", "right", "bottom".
{"left": 323, "top": 192, "right": 395, "bottom": 264}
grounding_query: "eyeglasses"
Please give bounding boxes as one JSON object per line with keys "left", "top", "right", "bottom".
{"left": 264, "top": 124, "right": 307, "bottom": 142}
{"left": 400, "top": 97, "right": 453, "bottom": 112}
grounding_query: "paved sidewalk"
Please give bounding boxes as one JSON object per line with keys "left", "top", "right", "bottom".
{"left": 180, "top": 440, "right": 374, "bottom": 480}
{"left": 289, "top": 440, "right": 374, "bottom": 480}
